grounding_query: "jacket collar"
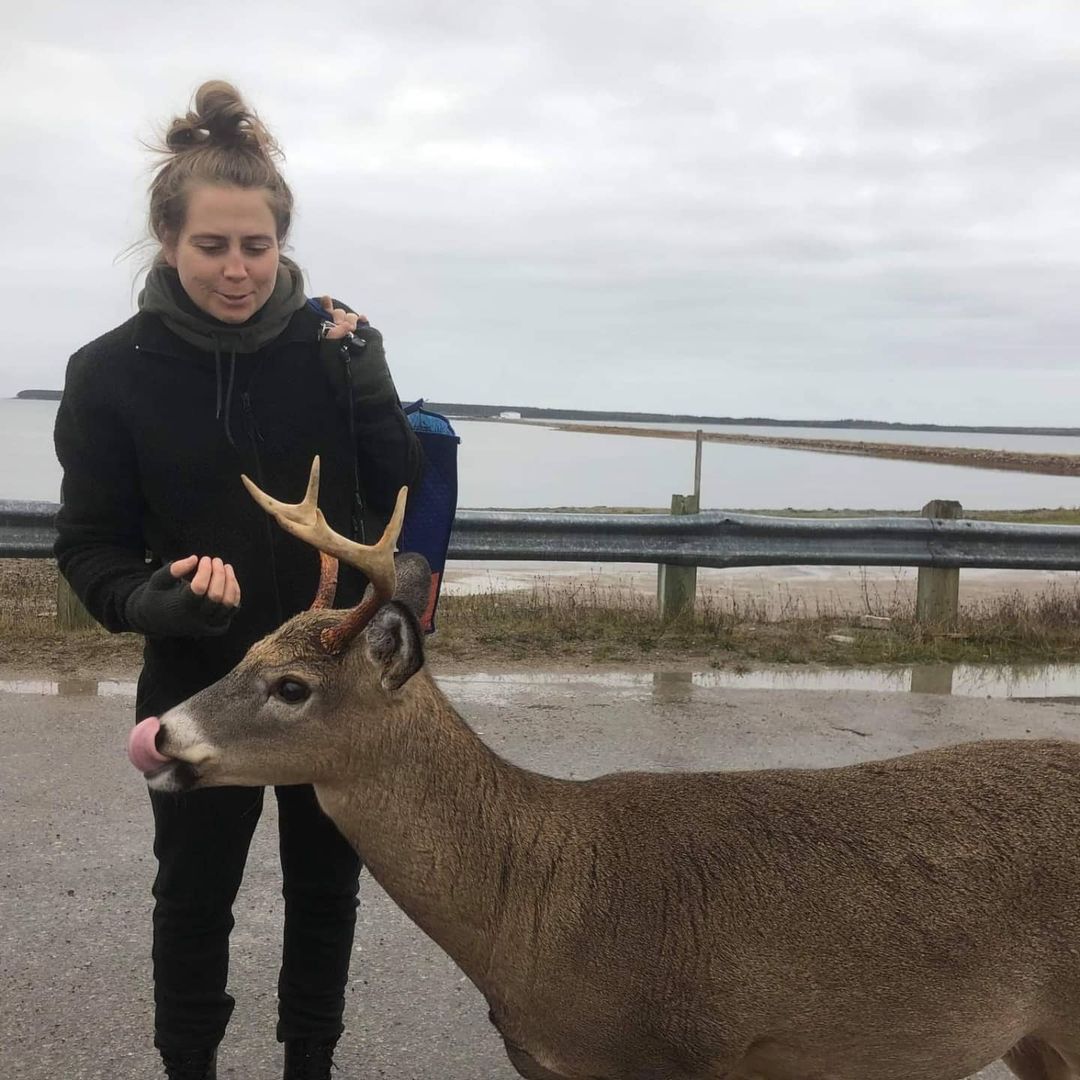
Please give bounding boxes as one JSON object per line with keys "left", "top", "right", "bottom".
{"left": 132, "top": 303, "right": 322, "bottom": 358}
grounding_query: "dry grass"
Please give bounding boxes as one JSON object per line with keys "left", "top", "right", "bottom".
{"left": 432, "top": 572, "right": 1080, "bottom": 667}
{"left": 0, "top": 559, "right": 144, "bottom": 675}
{"left": 5, "top": 558, "right": 1080, "bottom": 674}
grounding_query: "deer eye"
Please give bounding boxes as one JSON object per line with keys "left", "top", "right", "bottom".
{"left": 273, "top": 678, "right": 310, "bottom": 705}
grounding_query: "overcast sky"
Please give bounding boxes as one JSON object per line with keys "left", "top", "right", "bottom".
{"left": 3, "top": 0, "right": 1080, "bottom": 424}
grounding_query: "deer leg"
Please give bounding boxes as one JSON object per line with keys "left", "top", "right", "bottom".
{"left": 1043, "top": 1035, "right": 1080, "bottom": 1075}
{"left": 500, "top": 1038, "right": 573, "bottom": 1080}
{"left": 1003, "top": 1037, "right": 1076, "bottom": 1080}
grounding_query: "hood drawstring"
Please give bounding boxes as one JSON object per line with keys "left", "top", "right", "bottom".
{"left": 212, "top": 338, "right": 239, "bottom": 449}
{"left": 223, "top": 345, "right": 238, "bottom": 449}
{"left": 137, "top": 256, "right": 307, "bottom": 452}
{"left": 213, "top": 340, "right": 223, "bottom": 421}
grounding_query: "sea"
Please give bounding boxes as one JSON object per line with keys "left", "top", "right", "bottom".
{"left": 4, "top": 397, "right": 1080, "bottom": 512}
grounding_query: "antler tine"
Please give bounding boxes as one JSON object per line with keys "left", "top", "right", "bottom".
{"left": 316, "top": 485, "right": 408, "bottom": 654}
{"left": 242, "top": 458, "right": 409, "bottom": 650}
{"left": 365, "top": 485, "right": 408, "bottom": 601}
{"left": 242, "top": 456, "right": 323, "bottom": 542}
{"left": 242, "top": 460, "right": 343, "bottom": 610}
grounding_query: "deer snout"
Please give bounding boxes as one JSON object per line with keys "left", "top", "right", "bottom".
{"left": 128, "top": 716, "right": 170, "bottom": 775}
{"left": 129, "top": 709, "right": 217, "bottom": 793}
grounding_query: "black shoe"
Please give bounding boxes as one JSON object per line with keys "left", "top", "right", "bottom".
{"left": 161, "top": 1046, "right": 218, "bottom": 1080}
{"left": 283, "top": 1038, "right": 338, "bottom": 1079}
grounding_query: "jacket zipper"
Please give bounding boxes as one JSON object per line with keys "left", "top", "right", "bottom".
{"left": 342, "top": 345, "right": 367, "bottom": 543}
{"left": 242, "top": 390, "right": 284, "bottom": 627}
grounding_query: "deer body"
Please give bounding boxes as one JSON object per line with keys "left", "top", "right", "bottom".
{"left": 146, "top": 655, "right": 1080, "bottom": 1080}
{"left": 128, "top": 462, "right": 1080, "bottom": 1079}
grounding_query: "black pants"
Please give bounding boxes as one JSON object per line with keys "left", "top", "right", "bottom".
{"left": 148, "top": 783, "right": 361, "bottom": 1051}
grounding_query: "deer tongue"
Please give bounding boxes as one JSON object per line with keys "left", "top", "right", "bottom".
{"left": 128, "top": 716, "right": 171, "bottom": 775}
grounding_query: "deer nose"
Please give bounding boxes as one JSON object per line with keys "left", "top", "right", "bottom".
{"left": 128, "top": 716, "right": 172, "bottom": 775}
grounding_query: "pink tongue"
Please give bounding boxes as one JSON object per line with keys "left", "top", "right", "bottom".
{"left": 128, "top": 716, "right": 171, "bottom": 774}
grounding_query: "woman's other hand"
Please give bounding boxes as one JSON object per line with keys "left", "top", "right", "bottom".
{"left": 171, "top": 555, "right": 241, "bottom": 608}
{"left": 319, "top": 295, "right": 370, "bottom": 340}
{"left": 124, "top": 556, "right": 241, "bottom": 638}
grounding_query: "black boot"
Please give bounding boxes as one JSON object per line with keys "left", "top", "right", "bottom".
{"left": 283, "top": 1037, "right": 338, "bottom": 1079}
{"left": 161, "top": 1046, "right": 218, "bottom": 1080}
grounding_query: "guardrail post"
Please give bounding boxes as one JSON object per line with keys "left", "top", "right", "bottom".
{"left": 657, "top": 493, "right": 699, "bottom": 619}
{"left": 57, "top": 575, "right": 97, "bottom": 631}
{"left": 53, "top": 486, "right": 96, "bottom": 632}
{"left": 916, "top": 499, "right": 962, "bottom": 627}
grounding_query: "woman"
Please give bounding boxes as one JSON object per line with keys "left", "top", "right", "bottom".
{"left": 53, "top": 80, "right": 422, "bottom": 1080}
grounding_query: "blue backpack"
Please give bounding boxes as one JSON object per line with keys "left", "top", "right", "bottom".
{"left": 307, "top": 299, "right": 459, "bottom": 631}
{"left": 400, "top": 399, "right": 459, "bottom": 632}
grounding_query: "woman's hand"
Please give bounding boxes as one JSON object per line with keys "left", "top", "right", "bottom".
{"left": 319, "top": 295, "right": 370, "bottom": 341}
{"left": 170, "top": 555, "right": 241, "bottom": 608}
{"left": 124, "top": 556, "right": 241, "bottom": 638}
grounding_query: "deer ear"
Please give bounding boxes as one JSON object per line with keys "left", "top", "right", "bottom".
{"left": 391, "top": 552, "right": 433, "bottom": 620}
{"left": 358, "top": 552, "right": 432, "bottom": 621}
{"left": 362, "top": 602, "right": 425, "bottom": 691}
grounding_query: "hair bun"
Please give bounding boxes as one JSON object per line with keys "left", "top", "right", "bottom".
{"left": 163, "top": 119, "right": 208, "bottom": 150}
{"left": 147, "top": 80, "right": 294, "bottom": 251}
{"left": 163, "top": 80, "right": 280, "bottom": 157}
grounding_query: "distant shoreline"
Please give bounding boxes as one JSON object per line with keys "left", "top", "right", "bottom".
{"left": 555, "top": 423, "right": 1080, "bottom": 479}
{"left": 14, "top": 389, "right": 1080, "bottom": 438}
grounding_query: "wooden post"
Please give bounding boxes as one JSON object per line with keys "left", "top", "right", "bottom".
{"left": 693, "top": 429, "right": 703, "bottom": 501}
{"left": 54, "top": 481, "right": 97, "bottom": 632}
{"left": 657, "top": 493, "right": 699, "bottom": 620}
{"left": 915, "top": 499, "right": 962, "bottom": 627}
{"left": 56, "top": 572, "right": 97, "bottom": 631}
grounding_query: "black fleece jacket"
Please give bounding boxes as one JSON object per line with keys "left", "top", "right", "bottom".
{"left": 54, "top": 302, "right": 422, "bottom": 718}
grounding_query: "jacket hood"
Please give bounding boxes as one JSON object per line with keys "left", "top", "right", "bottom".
{"left": 137, "top": 255, "right": 309, "bottom": 446}
{"left": 138, "top": 255, "right": 307, "bottom": 356}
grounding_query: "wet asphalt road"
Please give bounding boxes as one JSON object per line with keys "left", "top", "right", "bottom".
{"left": 3, "top": 668, "right": 1079, "bottom": 1080}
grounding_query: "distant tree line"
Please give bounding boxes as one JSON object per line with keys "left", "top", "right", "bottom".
{"left": 420, "top": 400, "right": 1080, "bottom": 437}
{"left": 16, "top": 390, "right": 1080, "bottom": 437}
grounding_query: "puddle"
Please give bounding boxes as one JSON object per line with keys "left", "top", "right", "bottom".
{"left": 0, "top": 678, "right": 138, "bottom": 697}
{"left": 4, "top": 664, "right": 1080, "bottom": 701}
{"left": 439, "top": 664, "right": 1080, "bottom": 700}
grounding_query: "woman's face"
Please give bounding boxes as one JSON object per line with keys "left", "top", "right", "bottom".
{"left": 164, "top": 184, "right": 280, "bottom": 324}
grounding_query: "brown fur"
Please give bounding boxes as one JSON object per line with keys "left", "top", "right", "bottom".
{"left": 154, "top": 604, "right": 1080, "bottom": 1080}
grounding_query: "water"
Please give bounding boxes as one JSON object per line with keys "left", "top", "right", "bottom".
{"left": 4, "top": 662, "right": 1080, "bottom": 700}
{"left": 568, "top": 417, "right": 1080, "bottom": 454}
{"left": 1, "top": 399, "right": 65, "bottom": 502}
{"left": 439, "top": 663, "right": 1080, "bottom": 699}
{"left": 4, "top": 397, "right": 1080, "bottom": 510}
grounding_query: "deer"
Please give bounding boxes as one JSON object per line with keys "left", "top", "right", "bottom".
{"left": 128, "top": 457, "right": 1080, "bottom": 1080}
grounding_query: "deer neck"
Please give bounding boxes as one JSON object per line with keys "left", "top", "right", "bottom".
{"left": 313, "top": 669, "right": 551, "bottom": 985}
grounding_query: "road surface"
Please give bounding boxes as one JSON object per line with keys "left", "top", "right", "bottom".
{"left": 3, "top": 667, "right": 1076, "bottom": 1078}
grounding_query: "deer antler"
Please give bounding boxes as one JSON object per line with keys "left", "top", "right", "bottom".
{"left": 311, "top": 552, "right": 340, "bottom": 611}
{"left": 241, "top": 457, "right": 408, "bottom": 652}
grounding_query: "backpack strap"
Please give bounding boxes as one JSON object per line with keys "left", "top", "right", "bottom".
{"left": 308, "top": 298, "right": 460, "bottom": 632}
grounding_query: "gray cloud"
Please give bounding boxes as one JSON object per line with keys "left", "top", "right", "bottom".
{"left": 2, "top": 0, "right": 1080, "bottom": 424}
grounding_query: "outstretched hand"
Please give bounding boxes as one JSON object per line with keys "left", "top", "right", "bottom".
{"left": 319, "top": 295, "right": 370, "bottom": 341}
{"left": 170, "top": 555, "right": 241, "bottom": 609}
{"left": 125, "top": 556, "right": 241, "bottom": 639}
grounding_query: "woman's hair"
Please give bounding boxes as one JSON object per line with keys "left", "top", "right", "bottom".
{"left": 148, "top": 80, "right": 294, "bottom": 248}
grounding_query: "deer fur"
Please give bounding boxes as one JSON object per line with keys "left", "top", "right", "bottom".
{"left": 145, "top": 559, "right": 1080, "bottom": 1080}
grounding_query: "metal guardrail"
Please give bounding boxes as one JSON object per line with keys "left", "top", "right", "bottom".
{"left": 5, "top": 499, "right": 1080, "bottom": 571}
{"left": 1, "top": 500, "right": 63, "bottom": 558}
